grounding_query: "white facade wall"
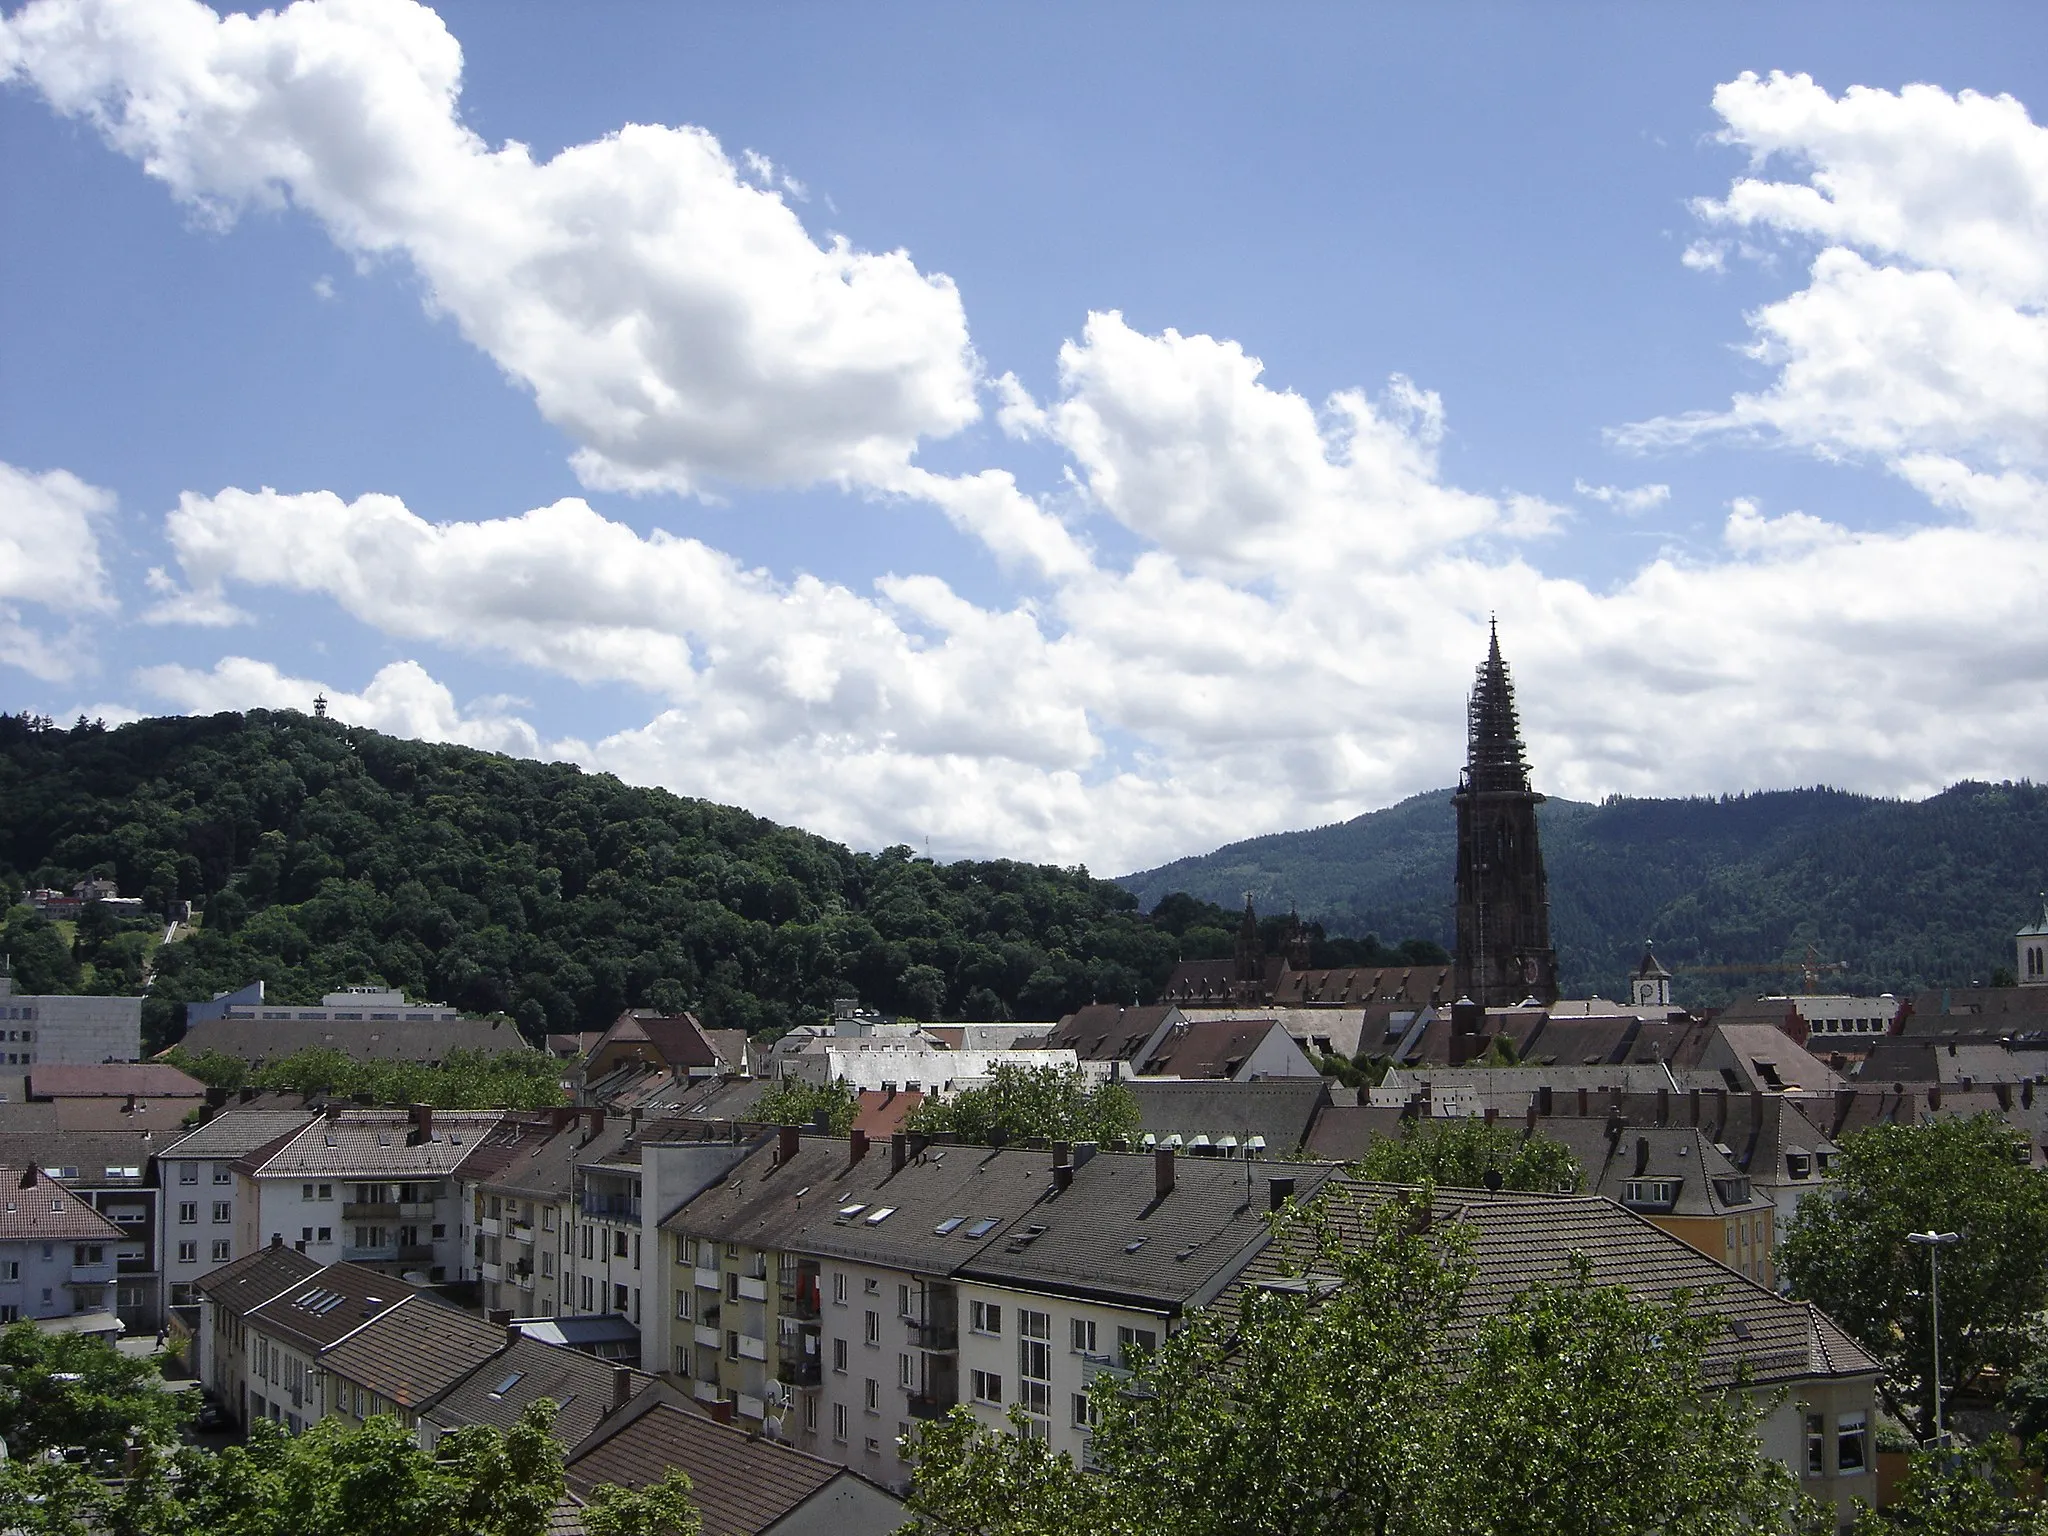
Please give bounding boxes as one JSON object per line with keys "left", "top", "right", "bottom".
{"left": 782, "top": 1045, "right": 1094, "bottom": 1092}
{"left": 244, "top": 1322, "right": 328, "bottom": 1433}
{"left": 0, "top": 1233, "right": 116, "bottom": 1322}
{"left": 567, "top": 1165, "right": 644, "bottom": 1328}
{"left": 812, "top": 1256, "right": 933, "bottom": 1493}
{"left": 241, "top": 1174, "right": 462, "bottom": 1281}
{"left": 161, "top": 1155, "right": 242, "bottom": 1306}
{"left": 952, "top": 1279, "right": 1166, "bottom": 1466}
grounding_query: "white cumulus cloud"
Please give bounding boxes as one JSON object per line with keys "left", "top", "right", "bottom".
{"left": 1575, "top": 479, "right": 1671, "bottom": 514}
{"left": 0, "top": 0, "right": 980, "bottom": 498}
{"left": 0, "top": 460, "right": 116, "bottom": 682}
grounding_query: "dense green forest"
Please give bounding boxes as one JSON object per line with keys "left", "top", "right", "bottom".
{"left": 1121, "top": 781, "right": 2048, "bottom": 1006}
{"left": 0, "top": 711, "right": 1364, "bottom": 1047}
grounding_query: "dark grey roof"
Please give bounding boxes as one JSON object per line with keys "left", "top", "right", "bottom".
{"left": 1128, "top": 1078, "right": 1330, "bottom": 1153}
{"left": 319, "top": 1293, "right": 508, "bottom": 1410}
{"left": 661, "top": 1135, "right": 1060, "bottom": 1277}
{"left": 177, "top": 1014, "right": 527, "bottom": 1064}
{"left": 1534, "top": 1120, "right": 1773, "bottom": 1216}
{"left": 957, "top": 1151, "right": 1336, "bottom": 1313}
{"left": 424, "top": 1334, "right": 655, "bottom": 1447}
{"left": 193, "top": 1243, "right": 324, "bottom": 1313}
{"left": 246, "top": 1260, "right": 416, "bottom": 1353}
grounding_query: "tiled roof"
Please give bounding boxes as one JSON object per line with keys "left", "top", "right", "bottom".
{"left": 635, "top": 1076, "right": 773, "bottom": 1124}
{"left": 663, "top": 1136, "right": 1059, "bottom": 1278}
{"left": 1535, "top": 1120, "right": 1774, "bottom": 1216}
{"left": 240, "top": 1110, "right": 506, "bottom": 1178}
{"left": 597, "top": 1012, "right": 721, "bottom": 1072}
{"left": 851, "top": 1089, "right": 924, "bottom": 1138}
{"left": 176, "top": 1015, "right": 525, "bottom": 1064}
{"left": 320, "top": 1294, "right": 508, "bottom": 1409}
{"left": 0, "top": 1130, "right": 158, "bottom": 1185}
{"left": 190, "top": 1242, "right": 323, "bottom": 1311}
{"left": 25, "top": 1063, "right": 205, "bottom": 1099}
{"left": 158, "top": 1108, "right": 322, "bottom": 1161}
{"left": 564, "top": 1392, "right": 863, "bottom": 1536}
{"left": 1181, "top": 1007, "right": 1372, "bottom": 1062}
{"left": 473, "top": 1117, "right": 633, "bottom": 1202}
{"left": 1043, "top": 1004, "right": 1176, "bottom": 1062}
{"left": 959, "top": 1151, "right": 1337, "bottom": 1313}
{"left": 0, "top": 1166, "right": 124, "bottom": 1240}
{"left": 1229, "top": 1180, "right": 1881, "bottom": 1388}
{"left": 1138, "top": 1018, "right": 1287, "bottom": 1079}
{"left": 423, "top": 1334, "right": 654, "bottom": 1447}
{"left": 1302, "top": 1104, "right": 1412, "bottom": 1162}
{"left": 1275, "top": 966, "right": 1451, "bottom": 1007}
{"left": 246, "top": 1260, "right": 415, "bottom": 1352}
{"left": 1129, "top": 1078, "right": 1330, "bottom": 1153}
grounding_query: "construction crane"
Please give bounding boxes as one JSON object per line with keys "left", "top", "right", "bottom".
{"left": 1671, "top": 943, "right": 1849, "bottom": 995}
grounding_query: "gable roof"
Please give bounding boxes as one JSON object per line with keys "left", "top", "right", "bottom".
{"left": 25, "top": 1063, "right": 205, "bottom": 1099}
{"left": 565, "top": 1391, "right": 894, "bottom": 1536}
{"left": 1275, "top": 966, "right": 1452, "bottom": 1008}
{"left": 592, "top": 1012, "right": 722, "bottom": 1073}
{"left": 1042, "top": 1004, "right": 1176, "bottom": 1062}
{"left": 424, "top": 1334, "right": 655, "bottom": 1447}
{"left": 158, "top": 1108, "right": 322, "bottom": 1161}
{"left": 1128, "top": 1078, "right": 1331, "bottom": 1153}
{"left": 1138, "top": 1017, "right": 1292, "bottom": 1078}
{"left": 1229, "top": 1180, "right": 1880, "bottom": 1389}
{"left": 0, "top": 1166, "right": 124, "bottom": 1241}
{"left": 320, "top": 1293, "right": 509, "bottom": 1409}
{"left": 246, "top": 1260, "right": 414, "bottom": 1353}
{"left": 174, "top": 1014, "right": 525, "bottom": 1065}
{"left": 238, "top": 1110, "right": 507, "bottom": 1178}
{"left": 191, "top": 1242, "right": 323, "bottom": 1311}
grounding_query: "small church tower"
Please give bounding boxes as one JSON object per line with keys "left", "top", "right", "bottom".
{"left": 1631, "top": 946, "right": 1673, "bottom": 1009}
{"left": 2021, "top": 896, "right": 2048, "bottom": 988}
{"left": 1452, "top": 621, "right": 1558, "bottom": 1007}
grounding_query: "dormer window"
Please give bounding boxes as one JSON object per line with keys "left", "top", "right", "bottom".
{"left": 1622, "top": 1179, "right": 1680, "bottom": 1209}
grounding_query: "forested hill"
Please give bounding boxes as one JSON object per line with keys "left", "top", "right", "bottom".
{"left": 0, "top": 711, "right": 1282, "bottom": 1046}
{"left": 1119, "top": 782, "right": 2048, "bottom": 1006}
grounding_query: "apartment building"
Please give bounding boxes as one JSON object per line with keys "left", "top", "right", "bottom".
{"left": 155, "top": 1108, "right": 320, "bottom": 1308}
{"left": 0, "top": 1165, "right": 123, "bottom": 1323}
{"left": 192, "top": 1243, "right": 322, "bottom": 1424}
{"left": 0, "top": 971, "right": 142, "bottom": 1065}
{"left": 318, "top": 1293, "right": 506, "bottom": 1432}
{"left": 461, "top": 1110, "right": 595, "bottom": 1320}
{"left": 233, "top": 1105, "right": 505, "bottom": 1281}
{"left": 0, "top": 1128, "right": 164, "bottom": 1328}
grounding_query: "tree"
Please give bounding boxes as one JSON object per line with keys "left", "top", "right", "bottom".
{"left": 0, "top": 1322, "right": 196, "bottom": 1461}
{"left": 1353, "top": 1115, "right": 1583, "bottom": 1193}
{"left": 1849, "top": 1440, "right": 2048, "bottom": 1535}
{"left": 1779, "top": 1115, "right": 2048, "bottom": 1434}
{"left": 751, "top": 1077, "right": 859, "bottom": 1135}
{"left": 902, "top": 1191, "right": 1798, "bottom": 1536}
{"left": 581, "top": 1469, "right": 703, "bottom": 1536}
{"left": 906, "top": 1064, "right": 1140, "bottom": 1146}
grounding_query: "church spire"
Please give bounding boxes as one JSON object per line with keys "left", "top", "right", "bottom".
{"left": 1464, "top": 615, "right": 1531, "bottom": 795}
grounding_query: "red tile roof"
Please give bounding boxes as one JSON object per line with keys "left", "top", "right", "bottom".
{"left": 0, "top": 1166, "right": 123, "bottom": 1241}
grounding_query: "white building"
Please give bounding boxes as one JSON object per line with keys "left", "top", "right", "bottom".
{"left": 780, "top": 1043, "right": 1097, "bottom": 1093}
{"left": 0, "top": 972, "right": 142, "bottom": 1065}
{"left": 0, "top": 1164, "right": 123, "bottom": 1324}
{"left": 155, "top": 1108, "right": 319, "bottom": 1309}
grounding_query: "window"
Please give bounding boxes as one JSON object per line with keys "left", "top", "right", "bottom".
{"left": 73, "top": 1245, "right": 104, "bottom": 1265}
{"left": 864, "top": 1377, "right": 880, "bottom": 1413}
{"left": 1622, "top": 1179, "right": 1680, "bottom": 1208}
{"left": 212, "top": 1201, "right": 232, "bottom": 1223}
{"left": 803, "top": 1394, "right": 817, "bottom": 1432}
{"left": 864, "top": 1276, "right": 879, "bottom": 1294}
{"left": 176, "top": 1240, "right": 198, "bottom": 1264}
{"left": 1018, "top": 1310, "right": 1051, "bottom": 1416}
{"left": 970, "top": 1300, "right": 1002, "bottom": 1335}
{"left": 0, "top": 1261, "right": 18, "bottom": 1281}
{"left": 899, "top": 1352, "right": 915, "bottom": 1388}
{"left": 614, "top": 1231, "right": 629, "bottom": 1259}
{"left": 1070, "top": 1318, "right": 1097, "bottom": 1355}
{"left": 972, "top": 1370, "right": 1003, "bottom": 1405}
{"left": 1072, "top": 1392, "right": 1097, "bottom": 1430}
{"left": 1837, "top": 1413, "right": 1868, "bottom": 1474}
{"left": 541, "top": 1207, "right": 555, "bottom": 1231}
{"left": 727, "top": 1272, "right": 740, "bottom": 1302}
{"left": 1804, "top": 1414, "right": 1826, "bottom": 1476}
{"left": 211, "top": 1240, "right": 230, "bottom": 1262}
{"left": 1116, "top": 1325, "right": 1157, "bottom": 1365}
{"left": 318, "top": 1227, "right": 331, "bottom": 1243}
{"left": 580, "top": 1227, "right": 593, "bottom": 1260}
{"left": 832, "top": 1272, "right": 848, "bottom": 1305}
{"left": 833, "top": 1403, "right": 848, "bottom": 1443}
{"left": 541, "top": 1251, "right": 554, "bottom": 1278}
{"left": 833, "top": 1337, "right": 848, "bottom": 1374}
{"left": 613, "top": 1283, "right": 629, "bottom": 1314}
{"left": 676, "top": 1290, "right": 692, "bottom": 1320}
{"left": 898, "top": 1283, "right": 912, "bottom": 1317}
{"left": 179, "top": 1163, "right": 198, "bottom": 1185}
{"left": 302, "top": 1183, "right": 315, "bottom": 1200}
{"left": 864, "top": 1309, "right": 880, "bottom": 1345}
{"left": 213, "top": 1166, "right": 232, "bottom": 1184}
{"left": 178, "top": 1202, "right": 197, "bottom": 1225}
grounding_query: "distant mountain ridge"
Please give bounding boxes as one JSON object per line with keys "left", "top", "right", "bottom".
{"left": 1117, "top": 782, "right": 2048, "bottom": 1007}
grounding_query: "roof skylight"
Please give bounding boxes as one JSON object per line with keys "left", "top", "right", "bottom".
{"left": 933, "top": 1216, "right": 965, "bottom": 1235}
{"left": 964, "top": 1217, "right": 999, "bottom": 1239}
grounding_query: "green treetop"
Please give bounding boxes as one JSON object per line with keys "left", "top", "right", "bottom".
{"left": 904, "top": 1064, "right": 1139, "bottom": 1147}
{"left": 1352, "top": 1114, "right": 1583, "bottom": 1193}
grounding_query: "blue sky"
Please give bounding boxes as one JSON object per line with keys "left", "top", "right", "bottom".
{"left": 2, "top": 0, "right": 2045, "bottom": 873}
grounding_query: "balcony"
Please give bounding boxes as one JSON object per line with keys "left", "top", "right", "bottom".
{"left": 906, "top": 1392, "right": 952, "bottom": 1420}
{"left": 691, "top": 1379, "right": 722, "bottom": 1404}
{"left": 397, "top": 1244, "right": 434, "bottom": 1262}
{"left": 736, "top": 1275, "right": 767, "bottom": 1303}
{"left": 912, "top": 1321, "right": 959, "bottom": 1353}
{"left": 398, "top": 1201, "right": 435, "bottom": 1220}
{"left": 581, "top": 1196, "right": 640, "bottom": 1221}
{"left": 693, "top": 1324, "right": 721, "bottom": 1348}
{"left": 779, "top": 1284, "right": 821, "bottom": 1321}
{"left": 735, "top": 1333, "right": 768, "bottom": 1363}
{"left": 694, "top": 1267, "right": 721, "bottom": 1291}
{"left": 344, "top": 1202, "right": 399, "bottom": 1221}
{"left": 480, "top": 1261, "right": 505, "bottom": 1283}
{"left": 478, "top": 1215, "right": 503, "bottom": 1237}
{"left": 777, "top": 1354, "right": 821, "bottom": 1388}
{"left": 736, "top": 1393, "right": 765, "bottom": 1420}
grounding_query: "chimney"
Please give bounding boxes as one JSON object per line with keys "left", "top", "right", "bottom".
{"left": 1072, "top": 1142, "right": 1098, "bottom": 1169}
{"left": 1656, "top": 1087, "right": 1670, "bottom": 1125}
{"left": 707, "top": 1399, "right": 735, "bottom": 1425}
{"left": 205, "top": 1085, "right": 229, "bottom": 1109}
{"left": 891, "top": 1133, "right": 909, "bottom": 1175}
{"left": 849, "top": 1129, "right": 870, "bottom": 1167}
{"left": 612, "top": 1365, "right": 633, "bottom": 1412}
{"left": 325, "top": 1100, "right": 345, "bottom": 1121}
{"left": 582, "top": 1106, "right": 605, "bottom": 1145}
{"left": 487, "top": 1308, "right": 513, "bottom": 1326}
{"left": 1052, "top": 1140, "right": 1071, "bottom": 1168}
{"left": 1268, "top": 1175, "right": 1296, "bottom": 1212}
{"left": 1451, "top": 997, "right": 1483, "bottom": 1036}
{"left": 1634, "top": 1136, "right": 1651, "bottom": 1177}
{"left": 505, "top": 1321, "right": 524, "bottom": 1346}
{"left": 1688, "top": 1088, "right": 1700, "bottom": 1127}
{"left": 778, "top": 1124, "right": 801, "bottom": 1165}
{"left": 270, "top": 1232, "right": 283, "bottom": 1249}
{"left": 1483, "top": 1106, "right": 1498, "bottom": 1124}
{"left": 1997, "top": 1082, "right": 2013, "bottom": 1111}
{"left": 123, "top": 1093, "right": 136, "bottom": 1114}
{"left": 2027, "top": 1080, "right": 2037, "bottom": 1111}
{"left": 1576, "top": 1088, "right": 1589, "bottom": 1118}
{"left": 1052, "top": 1165, "right": 1075, "bottom": 1192}
{"left": 1833, "top": 1088, "right": 1855, "bottom": 1136}
{"left": 239, "top": 1086, "right": 258, "bottom": 1103}
{"left": 1536, "top": 1085, "right": 1553, "bottom": 1116}
{"left": 409, "top": 1103, "right": 434, "bottom": 1144}
{"left": 1525, "top": 1101, "right": 1537, "bottom": 1133}
{"left": 16, "top": 1164, "right": 35, "bottom": 1190}
{"left": 1929, "top": 1086, "right": 1942, "bottom": 1111}
{"left": 1154, "top": 1148, "right": 1176, "bottom": 1199}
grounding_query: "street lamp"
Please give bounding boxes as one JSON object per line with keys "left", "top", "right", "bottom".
{"left": 1906, "top": 1231, "right": 1962, "bottom": 1446}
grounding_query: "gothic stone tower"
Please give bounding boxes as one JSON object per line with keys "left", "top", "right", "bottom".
{"left": 1453, "top": 622, "right": 1558, "bottom": 1007}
